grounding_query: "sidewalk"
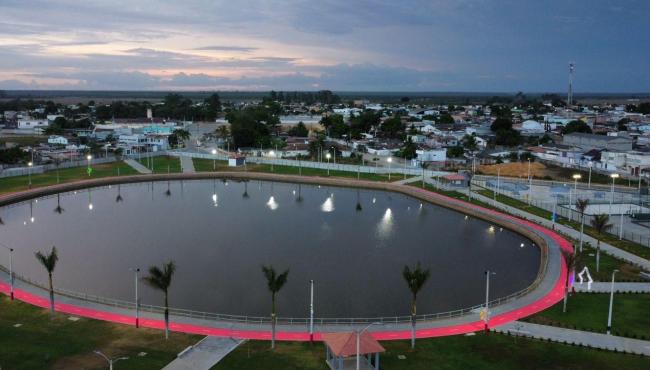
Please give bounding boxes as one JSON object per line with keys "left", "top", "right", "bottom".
{"left": 495, "top": 321, "right": 650, "bottom": 356}
{"left": 573, "top": 282, "right": 650, "bottom": 293}
{"left": 123, "top": 159, "right": 152, "bottom": 174}
{"left": 471, "top": 190, "right": 650, "bottom": 272}
{"left": 180, "top": 156, "right": 195, "bottom": 174}
{"left": 162, "top": 336, "right": 243, "bottom": 370}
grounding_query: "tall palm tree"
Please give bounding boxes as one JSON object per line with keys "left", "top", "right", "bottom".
{"left": 261, "top": 265, "right": 289, "bottom": 349}
{"left": 402, "top": 262, "right": 430, "bottom": 349}
{"left": 590, "top": 214, "right": 613, "bottom": 272}
{"left": 54, "top": 194, "right": 64, "bottom": 214}
{"left": 35, "top": 246, "right": 58, "bottom": 318}
{"left": 575, "top": 199, "right": 589, "bottom": 252}
{"left": 562, "top": 248, "right": 579, "bottom": 313}
{"left": 143, "top": 261, "right": 176, "bottom": 339}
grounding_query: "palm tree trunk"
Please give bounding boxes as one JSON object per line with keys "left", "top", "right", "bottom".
{"left": 411, "top": 296, "right": 417, "bottom": 349}
{"left": 271, "top": 293, "right": 276, "bottom": 350}
{"left": 48, "top": 272, "right": 55, "bottom": 318}
{"left": 164, "top": 291, "right": 169, "bottom": 340}
{"left": 596, "top": 240, "right": 601, "bottom": 272}
{"left": 579, "top": 215, "right": 585, "bottom": 252}
{"left": 562, "top": 273, "right": 569, "bottom": 313}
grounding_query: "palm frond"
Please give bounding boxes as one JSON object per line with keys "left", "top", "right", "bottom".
{"left": 35, "top": 246, "right": 58, "bottom": 273}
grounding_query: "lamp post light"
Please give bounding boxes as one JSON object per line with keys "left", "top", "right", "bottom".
{"left": 309, "top": 279, "right": 314, "bottom": 343}
{"left": 527, "top": 158, "right": 532, "bottom": 205}
{"left": 86, "top": 154, "right": 93, "bottom": 176}
{"left": 269, "top": 150, "right": 275, "bottom": 171}
{"left": 129, "top": 267, "right": 140, "bottom": 328}
{"left": 609, "top": 173, "right": 619, "bottom": 215}
{"left": 27, "top": 161, "right": 33, "bottom": 188}
{"left": 93, "top": 351, "right": 129, "bottom": 370}
{"left": 326, "top": 153, "right": 331, "bottom": 175}
{"left": 606, "top": 269, "right": 619, "bottom": 335}
{"left": 569, "top": 174, "right": 581, "bottom": 222}
{"left": 356, "top": 322, "right": 382, "bottom": 370}
{"left": 387, "top": 157, "right": 392, "bottom": 181}
{"left": 211, "top": 149, "right": 217, "bottom": 170}
{"left": 483, "top": 270, "right": 496, "bottom": 334}
{"left": 1, "top": 243, "right": 14, "bottom": 300}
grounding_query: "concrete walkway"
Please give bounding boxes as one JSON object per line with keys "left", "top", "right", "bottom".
{"left": 162, "top": 336, "right": 243, "bottom": 370}
{"left": 180, "top": 156, "right": 195, "bottom": 173}
{"left": 471, "top": 190, "right": 650, "bottom": 272}
{"left": 573, "top": 282, "right": 650, "bottom": 293}
{"left": 495, "top": 321, "right": 650, "bottom": 356}
{"left": 123, "top": 159, "right": 152, "bottom": 174}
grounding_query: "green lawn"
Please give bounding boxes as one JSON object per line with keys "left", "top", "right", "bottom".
{"left": 526, "top": 293, "right": 650, "bottom": 339}
{"left": 0, "top": 136, "right": 47, "bottom": 146}
{"left": 0, "top": 296, "right": 201, "bottom": 370}
{"left": 136, "top": 156, "right": 182, "bottom": 174}
{"left": 578, "top": 245, "right": 645, "bottom": 282}
{"left": 476, "top": 189, "right": 650, "bottom": 260}
{"left": 214, "top": 333, "right": 650, "bottom": 370}
{"left": 0, "top": 162, "right": 139, "bottom": 195}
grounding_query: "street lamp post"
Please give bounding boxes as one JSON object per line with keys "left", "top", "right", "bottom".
{"left": 309, "top": 279, "right": 314, "bottom": 343}
{"left": 606, "top": 269, "right": 619, "bottom": 335}
{"left": 609, "top": 173, "right": 619, "bottom": 215}
{"left": 211, "top": 149, "right": 217, "bottom": 170}
{"left": 387, "top": 157, "right": 392, "bottom": 181}
{"left": 569, "top": 174, "right": 581, "bottom": 222}
{"left": 356, "top": 322, "right": 382, "bottom": 370}
{"left": 129, "top": 267, "right": 140, "bottom": 328}
{"left": 1, "top": 244, "right": 14, "bottom": 300}
{"left": 483, "top": 270, "right": 496, "bottom": 334}
{"left": 27, "top": 161, "right": 33, "bottom": 188}
{"left": 326, "top": 153, "right": 331, "bottom": 176}
{"left": 86, "top": 155, "right": 93, "bottom": 176}
{"left": 269, "top": 150, "right": 275, "bottom": 171}
{"left": 527, "top": 158, "right": 532, "bottom": 205}
{"left": 93, "top": 351, "right": 129, "bottom": 370}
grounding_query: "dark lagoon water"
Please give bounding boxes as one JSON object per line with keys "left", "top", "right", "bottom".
{"left": 0, "top": 180, "right": 540, "bottom": 318}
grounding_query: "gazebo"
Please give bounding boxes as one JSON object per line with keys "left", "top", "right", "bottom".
{"left": 322, "top": 332, "right": 385, "bottom": 370}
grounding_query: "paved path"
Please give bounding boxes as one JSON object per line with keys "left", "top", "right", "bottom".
{"left": 471, "top": 189, "right": 650, "bottom": 272}
{"left": 123, "top": 159, "right": 152, "bottom": 174}
{"left": 162, "top": 336, "right": 243, "bottom": 370}
{"left": 574, "top": 282, "right": 650, "bottom": 293}
{"left": 393, "top": 176, "right": 422, "bottom": 185}
{"left": 180, "top": 155, "right": 195, "bottom": 173}
{"left": 495, "top": 321, "right": 650, "bottom": 356}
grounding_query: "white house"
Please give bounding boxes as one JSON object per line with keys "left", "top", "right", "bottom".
{"left": 416, "top": 148, "right": 447, "bottom": 162}
{"left": 17, "top": 118, "right": 49, "bottom": 129}
{"left": 47, "top": 135, "right": 68, "bottom": 145}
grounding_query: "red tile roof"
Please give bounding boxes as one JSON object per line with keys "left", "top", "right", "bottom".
{"left": 322, "top": 332, "right": 385, "bottom": 357}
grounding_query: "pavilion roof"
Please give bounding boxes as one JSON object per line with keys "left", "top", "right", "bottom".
{"left": 322, "top": 331, "right": 385, "bottom": 357}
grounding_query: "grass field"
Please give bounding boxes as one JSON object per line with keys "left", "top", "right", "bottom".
{"left": 0, "top": 162, "right": 138, "bottom": 195}
{"left": 214, "top": 333, "right": 650, "bottom": 370}
{"left": 0, "top": 296, "right": 200, "bottom": 370}
{"left": 526, "top": 293, "right": 650, "bottom": 339}
{"left": 136, "top": 156, "right": 181, "bottom": 173}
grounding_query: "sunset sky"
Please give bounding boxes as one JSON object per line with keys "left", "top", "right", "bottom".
{"left": 0, "top": 0, "right": 648, "bottom": 91}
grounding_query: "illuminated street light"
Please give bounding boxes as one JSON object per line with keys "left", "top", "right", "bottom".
{"left": 387, "top": 157, "right": 393, "bottom": 181}
{"left": 27, "top": 161, "right": 33, "bottom": 188}
{"left": 211, "top": 149, "right": 217, "bottom": 170}
{"left": 86, "top": 154, "right": 93, "bottom": 177}
{"left": 568, "top": 174, "right": 581, "bottom": 222}
{"left": 269, "top": 150, "right": 275, "bottom": 171}
{"left": 326, "top": 153, "right": 331, "bottom": 175}
{"left": 609, "top": 173, "right": 619, "bottom": 215}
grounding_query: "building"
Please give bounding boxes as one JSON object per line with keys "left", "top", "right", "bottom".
{"left": 416, "top": 148, "right": 447, "bottom": 162}
{"left": 47, "top": 135, "right": 69, "bottom": 146}
{"left": 562, "top": 133, "right": 633, "bottom": 151}
{"left": 17, "top": 118, "right": 49, "bottom": 129}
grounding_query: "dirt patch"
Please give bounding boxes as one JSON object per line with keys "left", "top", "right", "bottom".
{"left": 478, "top": 162, "right": 548, "bottom": 179}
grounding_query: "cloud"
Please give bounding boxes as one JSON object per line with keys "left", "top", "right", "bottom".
{"left": 193, "top": 45, "right": 258, "bottom": 52}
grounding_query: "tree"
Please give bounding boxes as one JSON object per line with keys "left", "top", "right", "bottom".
{"left": 617, "top": 118, "right": 629, "bottom": 131}
{"left": 261, "top": 265, "right": 289, "bottom": 349}
{"left": 287, "top": 121, "right": 309, "bottom": 137}
{"left": 143, "top": 261, "right": 176, "bottom": 339}
{"left": 203, "top": 93, "right": 222, "bottom": 121}
{"left": 590, "top": 214, "right": 612, "bottom": 272}
{"left": 562, "top": 120, "right": 592, "bottom": 135}
{"left": 381, "top": 116, "right": 403, "bottom": 138}
{"left": 447, "top": 146, "right": 464, "bottom": 158}
{"left": 490, "top": 118, "right": 513, "bottom": 132}
{"left": 420, "top": 161, "right": 429, "bottom": 188}
{"left": 400, "top": 138, "right": 417, "bottom": 160}
{"left": 437, "top": 113, "right": 454, "bottom": 124}
{"left": 575, "top": 199, "right": 590, "bottom": 252}
{"left": 35, "top": 246, "right": 58, "bottom": 318}
{"left": 562, "top": 248, "right": 578, "bottom": 313}
{"left": 402, "top": 262, "right": 430, "bottom": 349}
{"left": 462, "top": 134, "right": 478, "bottom": 152}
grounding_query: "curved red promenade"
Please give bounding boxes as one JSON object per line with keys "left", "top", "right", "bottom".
{"left": 0, "top": 183, "right": 571, "bottom": 342}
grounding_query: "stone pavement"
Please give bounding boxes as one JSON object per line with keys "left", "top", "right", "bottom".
{"left": 471, "top": 190, "right": 650, "bottom": 272}
{"left": 495, "top": 321, "right": 650, "bottom": 356}
{"left": 162, "top": 336, "right": 243, "bottom": 370}
{"left": 573, "top": 282, "right": 650, "bottom": 293}
{"left": 180, "top": 155, "right": 195, "bottom": 173}
{"left": 123, "top": 159, "right": 152, "bottom": 174}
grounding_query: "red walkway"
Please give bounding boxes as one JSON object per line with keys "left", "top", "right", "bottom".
{"left": 0, "top": 187, "right": 571, "bottom": 341}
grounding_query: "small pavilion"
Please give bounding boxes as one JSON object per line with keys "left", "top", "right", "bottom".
{"left": 322, "top": 332, "right": 385, "bottom": 370}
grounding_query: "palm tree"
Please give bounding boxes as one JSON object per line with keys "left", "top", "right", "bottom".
{"left": 402, "top": 262, "right": 430, "bottom": 349}
{"left": 562, "top": 248, "right": 579, "bottom": 313}
{"left": 590, "top": 214, "right": 613, "bottom": 272}
{"left": 261, "top": 265, "right": 289, "bottom": 349}
{"left": 420, "top": 162, "right": 430, "bottom": 188}
{"left": 54, "top": 194, "right": 64, "bottom": 214}
{"left": 35, "top": 246, "right": 58, "bottom": 318}
{"left": 242, "top": 180, "right": 250, "bottom": 198}
{"left": 143, "top": 261, "right": 176, "bottom": 339}
{"left": 575, "top": 199, "right": 589, "bottom": 252}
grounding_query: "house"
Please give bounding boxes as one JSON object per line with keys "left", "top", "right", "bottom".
{"left": 416, "top": 148, "right": 447, "bottom": 162}
{"left": 47, "top": 135, "right": 68, "bottom": 146}
{"left": 17, "top": 118, "right": 49, "bottom": 129}
{"left": 563, "top": 133, "right": 633, "bottom": 151}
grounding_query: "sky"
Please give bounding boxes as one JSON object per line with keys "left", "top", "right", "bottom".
{"left": 0, "top": 0, "right": 648, "bottom": 92}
